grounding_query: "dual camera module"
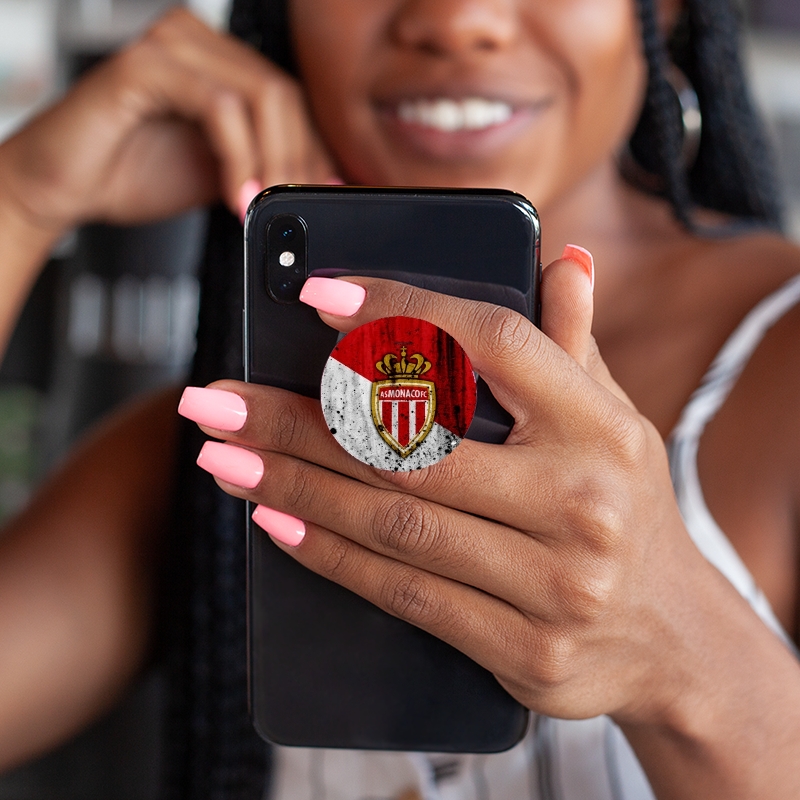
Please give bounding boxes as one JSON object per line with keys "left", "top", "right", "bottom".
{"left": 266, "top": 214, "right": 307, "bottom": 303}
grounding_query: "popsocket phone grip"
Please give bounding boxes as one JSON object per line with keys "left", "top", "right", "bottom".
{"left": 321, "top": 316, "right": 477, "bottom": 471}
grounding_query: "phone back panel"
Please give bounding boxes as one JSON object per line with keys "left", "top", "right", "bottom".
{"left": 245, "top": 187, "right": 539, "bottom": 752}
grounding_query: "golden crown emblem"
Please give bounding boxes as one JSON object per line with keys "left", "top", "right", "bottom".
{"left": 376, "top": 345, "right": 432, "bottom": 377}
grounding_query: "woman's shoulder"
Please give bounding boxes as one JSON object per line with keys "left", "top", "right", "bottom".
{"left": 682, "top": 221, "right": 800, "bottom": 283}
{"left": 697, "top": 228, "right": 800, "bottom": 414}
{"left": 690, "top": 230, "right": 800, "bottom": 630}
{"left": 710, "top": 227, "right": 800, "bottom": 277}
{"left": 680, "top": 227, "right": 800, "bottom": 345}
{"left": 619, "top": 222, "right": 800, "bottom": 427}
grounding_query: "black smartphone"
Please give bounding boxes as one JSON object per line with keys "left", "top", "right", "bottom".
{"left": 244, "top": 185, "right": 540, "bottom": 753}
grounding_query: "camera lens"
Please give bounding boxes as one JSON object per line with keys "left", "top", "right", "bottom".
{"left": 267, "top": 214, "right": 307, "bottom": 303}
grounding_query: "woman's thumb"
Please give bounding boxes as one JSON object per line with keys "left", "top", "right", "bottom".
{"left": 540, "top": 244, "right": 595, "bottom": 366}
{"left": 541, "top": 245, "right": 634, "bottom": 407}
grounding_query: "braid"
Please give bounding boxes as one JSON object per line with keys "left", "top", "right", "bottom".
{"left": 630, "top": 0, "right": 695, "bottom": 227}
{"left": 163, "top": 209, "right": 270, "bottom": 800}
{"left": 681, "top": 0, "right": 783, "bottom": 225}
{"left": 162, "top": 7, "right": 296, "bottom": 798}
{"left": 632, "top": 0, "right": 783, "bottom": 229}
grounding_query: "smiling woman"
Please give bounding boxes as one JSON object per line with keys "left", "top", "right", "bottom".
{"left": 0, "top": 0, "right": 798, "bottom": 798}
{"left": 289, "top": 0, "right": 647, "bottom": 211}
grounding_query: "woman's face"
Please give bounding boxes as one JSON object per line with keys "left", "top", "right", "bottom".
{"left": 289, "top": 0, "right": 651, "bottom": 211}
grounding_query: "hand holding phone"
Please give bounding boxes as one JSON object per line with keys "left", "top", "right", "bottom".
{"left": 244, "top": 186, "right": 540, "bottom": 751}
{"left": 202, "top": 194, "right": 669, "bottom": 761}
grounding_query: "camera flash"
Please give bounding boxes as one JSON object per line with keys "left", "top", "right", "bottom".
{"left": 279, "top": 251, "right": 296, "bottom": 267}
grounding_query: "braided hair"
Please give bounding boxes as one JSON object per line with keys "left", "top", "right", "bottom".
{"left": 632, "top": 0, "right": 783, "bottom": 229}
{"left": 161, "top": 2, "right": 783, "bottom": 798}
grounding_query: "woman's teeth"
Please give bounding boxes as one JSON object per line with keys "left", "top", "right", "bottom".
{"left": 397, "top": 98, "right": 513, "bottom": 132}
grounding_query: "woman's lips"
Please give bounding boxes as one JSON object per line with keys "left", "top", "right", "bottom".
{"left": 377, "top": 96, "right": 549, "bottom": 161}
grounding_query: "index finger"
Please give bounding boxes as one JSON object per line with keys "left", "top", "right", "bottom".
{"left": 300, "top": 275, "right": 601, "bottom": 429}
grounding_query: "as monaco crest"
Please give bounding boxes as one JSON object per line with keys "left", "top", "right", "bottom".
{"left": 371, "top": 346, "right": 437, "bottom": 458}
{"left": 321, "top": 316, "right": 477, "bottom": 471}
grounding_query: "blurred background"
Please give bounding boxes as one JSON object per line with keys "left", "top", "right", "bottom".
{"left": 0, "top": 2, "right": 228, "bottom": 797}
{"left": 0, "top": 0, "right": 797, "bottom": 796}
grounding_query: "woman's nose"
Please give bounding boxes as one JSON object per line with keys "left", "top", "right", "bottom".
{"left": 390, "top": 0, "right": 518, "bottom": 57}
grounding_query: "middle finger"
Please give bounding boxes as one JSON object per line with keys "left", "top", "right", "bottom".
{"left": 211, "top": 444, "right": 563, "bottom": 619}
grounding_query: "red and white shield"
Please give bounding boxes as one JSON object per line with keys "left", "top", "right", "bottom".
{"left": 320, "top": 316, "right": 476, "bottom": 471}
{"left": 371, "top": 379, "right": 436, "bottom": 458}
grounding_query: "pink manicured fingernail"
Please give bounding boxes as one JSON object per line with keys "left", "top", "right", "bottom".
{"left": 325, "top": 176, "right": 345, "bottom": 185}
{"left": 299, "top": 277, "right": 365, "bottom": 317}
{"left": 179, "top": 387, "right": 247, "bottom": 431}
{"left": 238, "top": 179, "right": 262, "bottom": 223}
{"left": 196, "top": 441, "right": 263, "bottom": 488}
{"left": 252, "top": 505, "right": 306, "bottom": 547}
{"left": 561, "top": 244, "right": 595, "bottom": 293}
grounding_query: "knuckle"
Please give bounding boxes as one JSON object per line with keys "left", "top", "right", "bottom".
{"left": 558, "top": 408, "right": 651, "bottom": 552}
{"left": 561, "top": 477, "right": 628, "bottom": 553}
{"left": 602, "top": 404, "right": 649, "bottom": 472}
{"left": 270, "top": 400, "right": 307, "bottom": 453}
{"left": 316, "top": 535, "right": 351, "bottom": 582}
{"left": 560, "top": 557, "right": 619, "bottom": 623}
{"left": 382, "top": 570, "right": 442, "bottom": 626}
{"left": 384, "top": 450, "right": 454, "bottom": 494}
{"left": 282, "top": 460, "right": 316, "bottom": 514}
{"left": 388, "top": 281, "right": 426, "bottom": 319}
{"left": 480, "top": 305, "right": 539, "bottom": 364}
{"left": 485, "top": 616, "right": 538, "bottom": 682}
{"left": 105, "top": 46, "right": 159, "bottom": 114}
{"left": 373, "top": 495, "right": 438, "bottom": 558}
{"left": 531, "top": 630, "right": 576, "bottom": 688}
